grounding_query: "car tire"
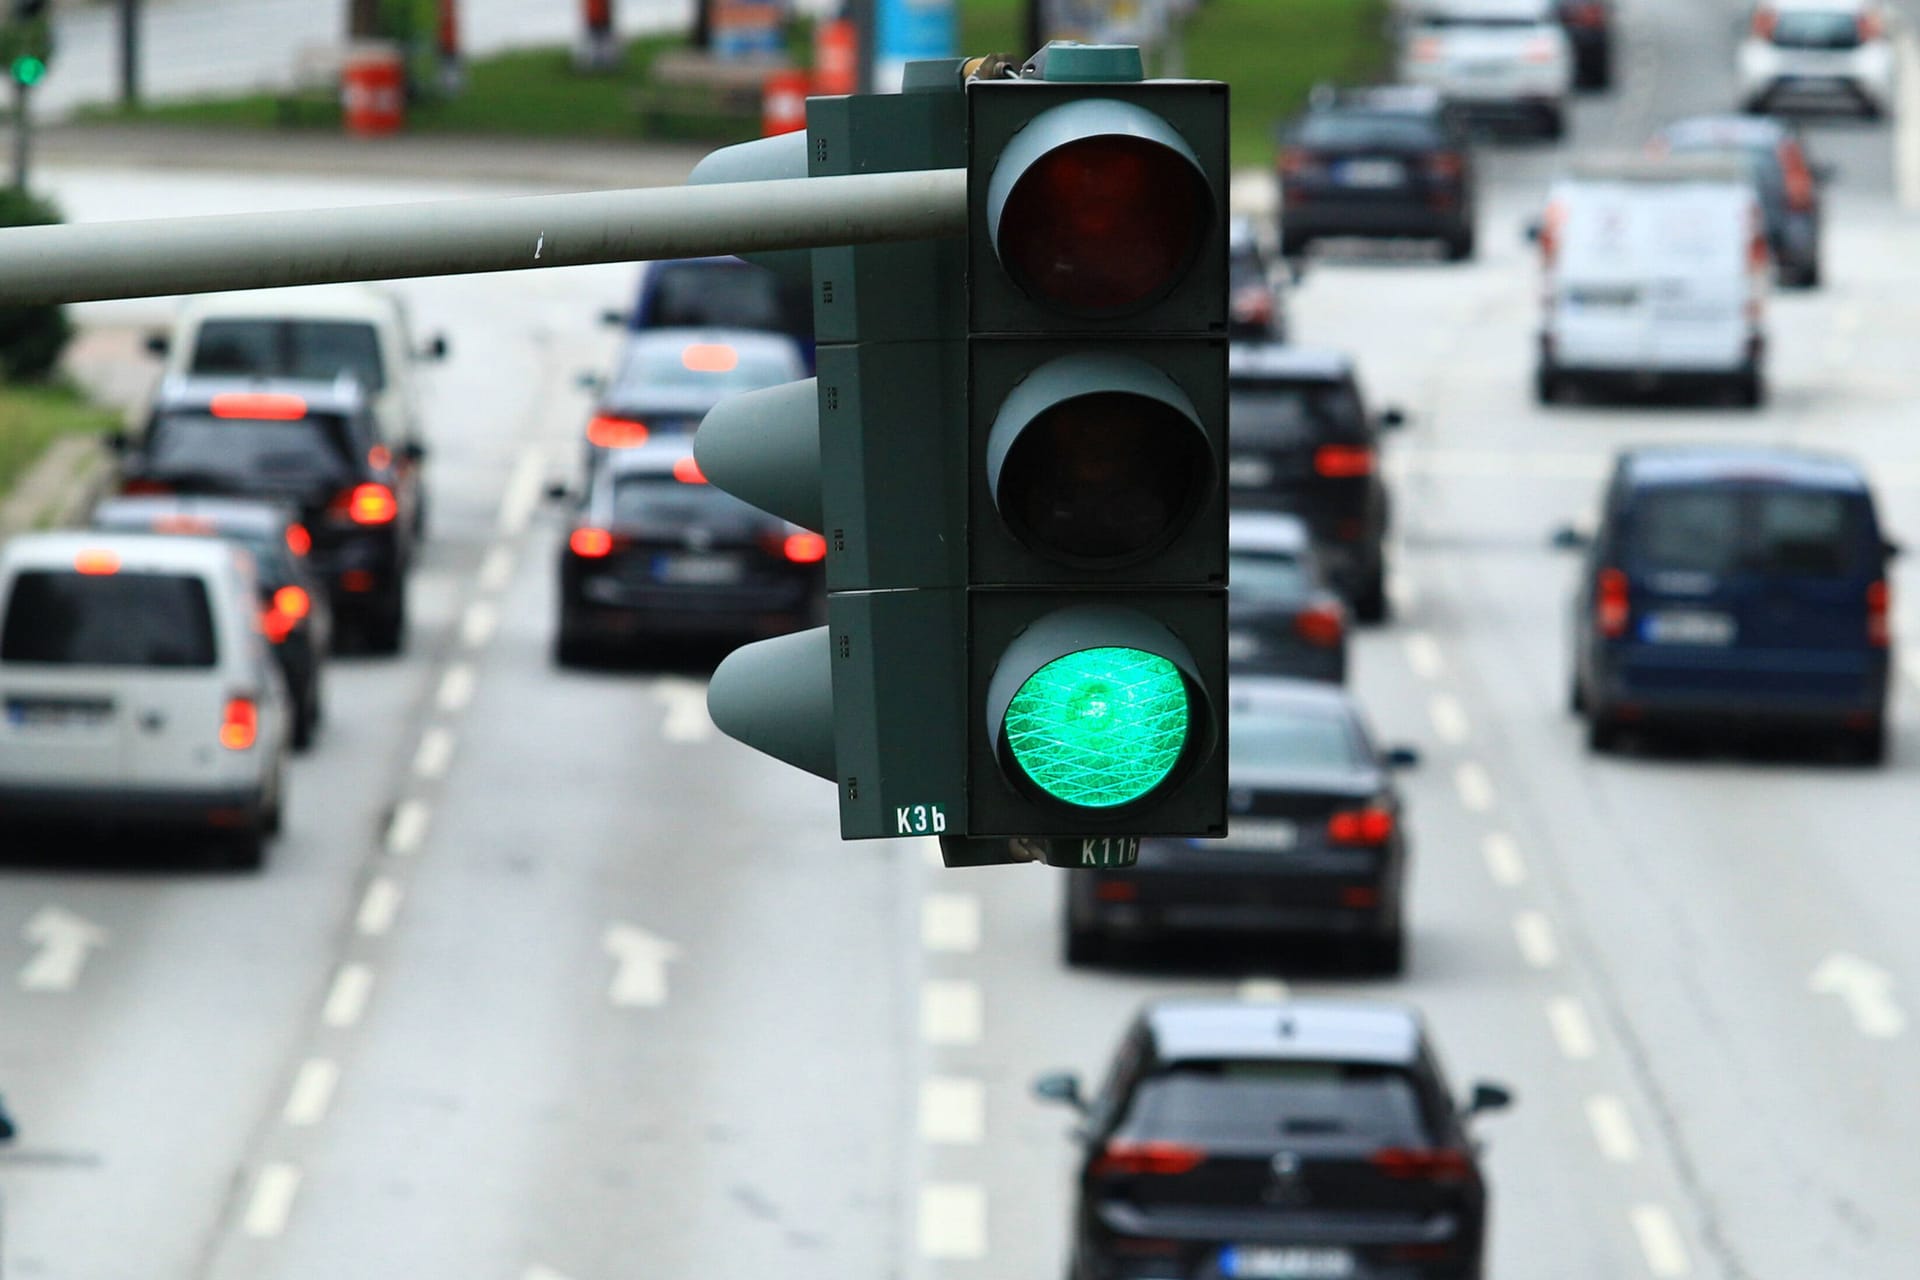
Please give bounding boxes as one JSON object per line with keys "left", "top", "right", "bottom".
{"left": 1444, "top": 229, "right": 1476, "bottom": 262}
{"left": 1581, "top": 51, "right": 1613, "bottom": 92}
{"left": 1280, "top": 231, "right": 1311, "bottom": 260}
{"left": 1354, "top": 562, "right": 1390, "bottom": 625}
{"left": 221, "top": 829, "right": 267, "bottom": 872}
{"left": 1586, "top": 710, "right": 1620, "bottom": 754}
{"left": 365, "top": 587, "right": 407, "bottom": 655}
{"left": 1540, "top": 107, "right": 1566, "bottom": 141}
{"left": 1535, "top": 365, "right": 1564, "bottom": 405}
{"left": 1352, "top": 929, "right": 1405, "bottom": 977}
{"left": 292, "top": 681, "right": 319, "bottom": 751}
{"left": 1568, "top": 671, "right": 1587, "bottom": 715}
{"left": 1064, "top": 923, "right": 1107, "bottom": 969}
{"left": 1735, "top": 369, "right": 1765, "bottom": 410}
{"left": 553, "top": 629, "right": 593, "bottom": 669}
{"left": 1794, "top": 259, "right": 1822, "bottom": 290}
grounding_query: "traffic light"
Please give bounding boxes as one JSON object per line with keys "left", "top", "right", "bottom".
{"left": 4, "top": 0, "right": 50, "bottom": 86}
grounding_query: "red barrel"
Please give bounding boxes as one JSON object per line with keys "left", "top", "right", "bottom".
{"left": 341, "top": 41, "right": 406, "bottom": 137}
{"left": 762, "top": 69, "right": 809, "bottom": 138}
{"left": 813, "top": 18, "right": 858, "bottom": 96}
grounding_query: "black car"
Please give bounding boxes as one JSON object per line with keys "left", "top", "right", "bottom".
{"left": 1228, "top": 346, "right": 1404, "bottom": 622}
{"left": 609, "top": 254, "right": 816, "bottom": 370}
{"left": 1229, "top": 513, "right": 1348, "bottom": 683}
{"left": 1278, "top": 88, "right": 1476, "bottom": 262}
{"left": 1555, "top": 0, "right": 1615, "bottom": 89}
{"left": 1230, "top": 219, "right": 1290, "bottom": 343}
{"left": 118, "top": 378, "right": 422, "bottom": 654}
{"left": 553, "top": 439, "right": 825, "bottom": 665}
{"left": 1064, "top": 678, "right": 1417, "bottom": 973}
{"left": 1651, "top": 114, "right": 1825, "bottom": 288}
{"left": 1036, "top": 999, "right": 1511, "bottom": 1280}
{"left": 91, "top": 495, "right": 331, "bottom": 749}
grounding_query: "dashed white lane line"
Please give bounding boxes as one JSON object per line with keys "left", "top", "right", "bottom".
{"left": 356, "top": 877, "right": 404, "bottom": 937}
{"left": 922, "top": 894, "right": 981, "bottom": 953}
{"left": 497, "top": 446, "right": 546, "bottom": 537}
{"left": 918, "top": 1183, "right": 987, "bottom": 1260}
{"left": 920, "top": 1076, "right": 986, "bottom": 1144}
{"left": 460, "top": 600, "right": 499, "bottom": 649}
{"left": 921, "top": 979, "right": 983, "bottom": 1046}
{"left": 1454, "top": 761, "right": 1495, "bottom": 813}
{"left": 385, "top": 799, "right": 432, "bottom": 857}
{"left": 1903, "top": 645, "right": 1920, "bottom": 691}
{"left": 1404, "top": 631, "right": 1446, "bottom": 681}
{"left": 411, "top": 726, "right": 455, "bottom": 780}
{"left": 1387, "top": 571, "right": 1418, "bottom": 616}
{"left": 653, "top": 678, "right": 713, "bottom": 743}
{"left": 1630, "top": 1203, "right": 1692, "bottom": 1277}
{"left": 1547, "top": 995, "right": 1598, "bottom": 1060}
{"left": 478, "top": 544, "right": 515, "bottom": 593}
{"left": 436, "top": 663, "right": 477, "bottom": 713}
{"left": 322, "top": 964, "right": 375, "bottom": 1029}
{"left": 1514, "top": 911, "right": 1560, "bottom": 969}
{"left": 1586, "top": 1094, "right": 1640, "bottom": 1164}
{"left": 1428, "top": 692, "right": 1471, "bottom": 745}
{"left": 1483, "top": 832, "right": 1527, "bottom": 887}
{"left": 524, "top": 1267, "right": 576, "bottom": 1280}
{"left": 243, "top": 1163, "right": 302, "bottom": 1238}
{"left": 1236, "top": 977, "right": 1291, "bottom": 1001}
{"left": 283, "top": 1058, "right": 339, "bottom": 1127}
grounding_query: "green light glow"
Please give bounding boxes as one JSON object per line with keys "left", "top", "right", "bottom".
{"left": 1004, "top": 646, "right": 1189, "bottom": 808}
{"left": 12, "top": 56, "right": 44, "bottom": 86}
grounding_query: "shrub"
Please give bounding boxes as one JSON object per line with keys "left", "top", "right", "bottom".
{"left": 0, "top": 188, "right": 71, "bottom": 382}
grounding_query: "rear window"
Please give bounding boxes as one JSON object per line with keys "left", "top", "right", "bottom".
{"left": 1231, "top": 383, "right": 1366, "bottom": 448}
{"left": 645, "top": 263, "right": 808, "bottom": 336}
{"left": 2, "top": 571, "right": 218, "bottom": 667}
{"left": 610, "top": 340, "right": 800, "bottom": 402}
{"left": 1296, "top": 113, "right": 1443, "bottom": 150}
{"left": 610, "top": 474, "right": 757, "bottom": 528}
{"left": 1229, "top": 705, "right": 1366, "bottom": 772}
{"left": 146, "top": 414, "right": 358, "bottom": 485}
{"left": 1231, "top": 551, "right": 1313, "bottom": 599}
{"left": 189, "top": 319, "right": 386, "bottom": 391}
{"left": 1626, "top": 485, "right": 1866, "bottom": 577}
{"left": 1128, "top": 1062, "right": 1434, "bottom": 1147}
{"left": 1769, "top": 11, "right": 1863, "bottom": 47}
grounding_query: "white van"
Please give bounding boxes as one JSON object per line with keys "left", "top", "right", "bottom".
{"left": 0, "top": 532, "right": 290, "bottom": 868}
{"left": 1534, "top": 155, "right": 1769, "bottom": 407}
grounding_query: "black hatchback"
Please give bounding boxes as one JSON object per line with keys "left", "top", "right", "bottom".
{"left": 1037, "top": 999, "right": 1511, "bottom": 1280}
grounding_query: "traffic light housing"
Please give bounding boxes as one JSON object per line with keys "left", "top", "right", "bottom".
{"left": 4, "top": 0, "right": 51, "bottom": 86}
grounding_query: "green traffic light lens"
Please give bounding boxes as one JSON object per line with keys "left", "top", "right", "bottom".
{"left": 12, "top": 57, "right": 44, "bottom": 86}
{"left": 1004, "top": 646, "right": 1190, "bottom": 808}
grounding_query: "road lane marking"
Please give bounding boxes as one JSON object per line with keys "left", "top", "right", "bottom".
{"left": 479, "top": 544, "right": 515, "bottom": 593}
{"left": 1387, "top": 571, "right": 1418, "bottom": 616}
{"left": 356, "top": 877, "right": 403, "bottom": 937}
{"left": 922, "top": 894, "right": 981, "bottom": 953}
{"left": 524, "top": 1268, "right": 576, "bottom": 1280}
{"left": 1897, "top": 30, "right": 1920, "bottom": 212}
{"left": 385, "top": 799, "right": 431, "bottom": 857}
{"left": 243, "top": 1163, "right": 302, "bottom": 1238}
{"left": 918, "top": 1183, "right": 987, "bottom": 1260}
{"left": 436, "top": 662, "right": 476, "bottom": 713}
{"left": 1630, "top": 1203, "right": 1692, "bottom": 1277}
{"left": 283, "top": 1058, "right": 339, "bottom": 1127}
{"left": 1429, "top": 693, "right": 1470, "bottom": 745}
{"left": 1454, "top": 762, "right": 1495, "bottom": 813}
{"left": 1237, "top": 977, "right": 1291, "bottom": 1001}
{"left": 1514, "top": 911, "right": 1559, "bottom": 969}
{"left": 603, "top": 924, "right": 680, "bottom": 1007}
{"left": 323, "top": 964, "right": 375, "bottom": 1029}
{"left": 17, "top": 906, "right": 107, "bottom": 992}
{"left": 1483, "top": 832, "right": 1526, "bottom": 887}
{"left": 1547, "top": 995, "right": 1597, "bottom": 1060}
{"left": 1586, "top": 1094, "right": 1639, "bottom": 1164}
{"left": 1809, "top": 952, "right": 1906, "bottom": 1038}
{"left": 1404, "top": 632, "right": 1446, "bottom": 680}
{"left": 411, "top": 726, "right": 455, "bottom": 780}
{"left": 652, "top": 678, "right": 712, "bottom": 743}
{"left": 922, "top": 979, "right": 983, "bottom": 1046}
{"left": 460, "top": 600, "right": 498, "bottom": 649}
{"left": 497, "top": 446, "right": 545, "bottom": 536}
{"left": 920, "top": 1076, "right": 986, "bottom": 1144}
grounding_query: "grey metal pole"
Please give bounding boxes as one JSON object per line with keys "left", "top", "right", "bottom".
{"left": 10, "top": 79, "right": 27, "bottom": 193}
{"left": 850, "top": 0, "right": 875, "bottom": 94}
{"left": 0, "top": 168, "right": 968, "bottom": 306}
{"left": 120, "top": 0, "right": 142, "bottom": 108}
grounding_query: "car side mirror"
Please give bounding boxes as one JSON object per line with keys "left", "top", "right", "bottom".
{"left": 1032, "top": 1071, "right": 1088, "bottom": 1114}
{"left": 144, "top": 332, "right": 169, "bottom": 357}
{"left": 576, "top": 370, "right": 605, "bottom": 394}
{"left": 400, "top": 440, "right": 427, "bottom": 463}
{"left": 1523, "top": 218, "right": 1543, "bottom": 245}
{"left": 0, "top": 1092, "right": 14, "bottom": 1144}
{"left": 545, "top": 481, "right": 574, "bottom": 504}
{"left": 1383, "top": 745, "right": 1420, "bottom": 770}
{"left": 1378, "top": 407, "right": 1407, "bottom": 430}
{"left": 422, "top": 333, "right": 449, "bottom": 361}
{"left": 1467, "top": 1081, "right": 1514, "bottom": 1117}
{"left": 1551, "top": 524, "right": 1591, "bottom": 551}
{"left": 600, "top": 309, "right": 627, "bottom": 328}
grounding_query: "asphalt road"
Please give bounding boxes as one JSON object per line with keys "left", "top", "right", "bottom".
{"left": 5, "top": 0, "right": 1920, "bottom": 1277}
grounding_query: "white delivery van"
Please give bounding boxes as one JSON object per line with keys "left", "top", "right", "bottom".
{"left": 0, "top": 532, "right": 290, "bottom": 868}
{"left": 1534, "top": 154, "right": 1769, "bottom": 408}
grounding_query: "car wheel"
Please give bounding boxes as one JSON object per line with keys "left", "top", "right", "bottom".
{"left": 1568, "top": 671, "right": 1587, "bottom": 715}
{"left": 1735, "top": 369, "right": 1765, "bottom": 410}
{"left": 365, "top": 587, "right": 407, "bottom": 655}
{"left": 1351, "top": 929, "right": 1405, "bottom": 977}
{"left": 1540, "top": 107, "right": 1566, "bottom": 141}
{"left": 1535, "top": 365, "right": 1563, "bottom": 405}
{"left": 1586, "top": 711, "right": 1620, "bottom": 754}
{"left": 1795, "top": 259, "right": 1822, "bottom": 290}
{"left": 1354, "top": 563, "right": 1390, "bottom": 625}
{"left": 553, "top": 629, "right": 593, "bottom": 669}
{"left": 1280, "top": 231, "right": 1311, "bottom": 259}
{"left": 1444, "top": 229, "right": 1476, "bottom": 262}
{"left": 1583, "top": 52, "right": 1613, "bottom": 92}
{"left": 221, "top": 828, "right": 267, "bottom": 872}
{"left": 291, "top": 683, "right": 318, "bottom": 751}
{"left": 1064, "top": 923, "right": 1107, "bottom": 969}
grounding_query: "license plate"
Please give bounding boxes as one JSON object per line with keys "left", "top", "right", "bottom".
{"left": 1230, "top": 456, "right": 1275, "bottom": 488}
{"left": 1225, "top": 818, "right": 1299, "bottom": 851}
{"left": 1221, "top": 1245, "right": 1355, "bottom": 1279}
{"left": 1641, "top": 610, "right": 1736, "bottom": 646}
{"left": 1337, "top": 159, "right": 1403, "bottom": 188}
{"left": 1570, "top": 285, "right": 1639, "bottom": 307}
{"left": 5, "top": 697, "right": 114, "bottom": 729}
{"left": 652, "top": 553, "right": 743, "bottom": 585}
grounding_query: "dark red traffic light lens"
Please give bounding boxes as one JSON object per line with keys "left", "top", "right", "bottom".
{"left": 996, "top": 136, "right": 1208, "bottom": 315}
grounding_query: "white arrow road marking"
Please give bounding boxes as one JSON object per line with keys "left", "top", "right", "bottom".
{"left": 18, "top": 906, "right": 107, "bottom": 992}
{"left": 1809, "top": 953, "right": 1906, "bottom": 1039}
{"left": 652, "top": 679, "right": 712, "bottom": 743}
{"left": 603, "top": 924, "right": 681, "bottom": 1007}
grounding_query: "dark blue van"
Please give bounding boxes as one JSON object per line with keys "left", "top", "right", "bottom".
{"left": 1568, "top": 446, "right": 1894, "bottom": 761}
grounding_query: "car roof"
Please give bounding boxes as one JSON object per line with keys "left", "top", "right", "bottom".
{"left": 153, "top": 374, "right": 369, "bottom": 414}
{"left": 176, "top": 283, "right": 401, "bottom": 324}
{"left": 1228, "top": 674, "right": 1360, "bottom": 719}
{"left": 0, "top": 530, "right": 242, "bottom": 575}
{"left": 1145, "top": 999, "right": 1424, "bottom": 1066}
{"left": 92, "top": 495, "right": 294, "bottom": 536}
{"left": 1658, "top": 115, "right": 1790, "bottom": 147}
{"left": 1229, "top": 344, "right": 1353, "bottom": 383}
{"left": 1230, "top": 512, "right": 1313, "bottom": 555}
{"left": 1619, "top": 445, "right": 1869, "bottom": 493}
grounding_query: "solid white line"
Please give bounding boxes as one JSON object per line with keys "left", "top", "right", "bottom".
{"left": 920, "top": 1076, "right": 986, "bottom": 1145}
{"left": 478, "top": 544, "right": 515, "bottom": 594}
{"left": 1236, "top": 977, "right": 1292, "bottom": 1002}
{"left": 918, "top": 1183, "right": 987, "bottom": 1260}
{"left": 1514, "top": 911, "right": 1560, "bottom": 969}
{"left": 1404, "top": 632, "right": 1446, "bottom": 680}
{"left": 1896, "top": 31, "right": 1920, "bottom": 212}
{"left": 283, "top": 1058, "right": 339, "bottom": 1127}
{"left": 1429, "top": 692, "right": 1471, "bottom": 745}
{"left": 1586, "top": 1094, "right": 1640, "bottom": 1164}
{"left": 385, "top": 799, "right": 431, "bottom": 857}
{"left": 243, "top": 1163, "right": 302, "bottom": 1238}
{"left": 652, "top": 678, "right": 712, "bottom": 743}
{"left": 459, "top": 600, "right": 498, "bottom": 650}
{"left": 921, "top": 979, "right": 983, "bottom": 1046}
{"left": 921, "top": 894, "right": 981, "bottom": 953}
{"left": 436, "top": 663, "right": 476, "bottom": 713}
{"left": 356, "top": 877, "right": 403, "bottom": 937}
{"left": 1454, "top": 761, "right": 1496, "bottom": 813}
{"left": 411, "top": 726, "right": 455, "bottom": 780}
{"left": 323, "top": 964, "right": 375, "bottom": 1029}
{"left": 1630, "top": 1203, "right": 1692, "bottom": 1277}
{"left": 497, "top": 446, "right": 545, "bottom": 537}
{"left": 1547, "top": 995, "right": 1597, "bottom": 1060}
{"left": 1483, "top": 832, "right": 1527, "bottom": 887}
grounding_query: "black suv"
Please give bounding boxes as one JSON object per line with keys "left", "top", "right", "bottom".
{"left": 118, "top": 378, "right": 423, "bottom": 653}
{"left": 1228, "top": 346, "right": 1404, "bottom": 622}
{"left": 1038, "top": 1000, "right": 1511, "bottom": 1280}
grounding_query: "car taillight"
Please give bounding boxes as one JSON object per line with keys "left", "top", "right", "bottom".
{"left": 674, "top": 456, "right": 708, "bottom": 485}
{"left": 285, "top": 523, "right": 312, "bottom": 556}
{"left": 586, "top": 414, "right": 649, "bottom": 449}
{"left": 121, "top": 478, "right": 171, "bottom": 496}
{"left": 260, "top": 606, "right": 296, "bottom": 645}
{"left": 1868, "top": 580, "right": 1890, "bottom": 647}
{"left": 1562, "top": 2, "right": 1606, "bottom": 28}
{"left": 1327, "top": 806, "right": 1394, "bottom": 846}
{"left": 783, "top": 532, "right": 828, "bottom": 564}
{"left": 1094, "top": 878, "right": 1139, "bottom": 903}
{"left": 1090, "top": 1141, "right": 1206, "bottom": 1178}
{"left": 1859, "top": 9, "right": 1884, "bottom": 41}
{"left": 330, "top": 483, "right": 397, "bottom": 526}
{"left": 1314, "top": 444, "right": 1375, "bottom": 478}
{"left": 569, "top": 527, "right": 614, "bottom": 558}
{"left": 1231, "top": 285, "right": 1274, "bottom": 325}
{"left": 273, "top": 585, "right": 311, "bottom": 621}
{"left": 220, "top": 696, "right": 258, "bottom": 751}
{"left": 1539, "top": 200, "right": 1565, "bottom": 270}
{"left": 1426, "top": 152, "right": 1464, "bottom": 181}
{"left": 1409, "top": 35, "right": 1442, "bottom": 61}
{"left": 1597, "top": 568, "right": 1630, "bottom": 639}
{"left": 1372, "top": 1148, "right": 1472, "bottom": 1183}
{"left": 1294, "top": 603, "right": 1346, "bottom": 648}
{"left": 1751, "top": 7, "right": 1777, "bottom": 38}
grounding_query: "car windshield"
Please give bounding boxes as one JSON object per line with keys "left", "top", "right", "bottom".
{"left": 1230, "top": 705, "right": 1366, "bottom": 772}
{"left": 1231, "top": 552, "right": 1313, "bottom": 600}
{"left": 609, "top": 473, "right": 759, "bottom": 529}
{"left": 1769, "top": 11, "right": 1863, "bottom": 47}
{"left": 1231, "top": 384, "right": 1366, "bottom": 448}
{"left": 1, "top": 570, "right": 217, "bottom": 667}
{"left": 646, "top": 264, "right": 804, "bottom": 335}
{"left": 189, "top": 319, "right": 386, "bottom": 391}
{"left": 1126, "top": 1062, "right": 1434, "bottom": 1147}
{"left": 1296, "top": 113, "right": 1442, "bottom": 150}
{"left": 610, "top": 340, "right": 798, "bottom": 401}
{"left": 1627, "top": 486, "right": 1863, "bottom": 577}
{"left": 146, "top": 414, "right": 357, "bottom": 485}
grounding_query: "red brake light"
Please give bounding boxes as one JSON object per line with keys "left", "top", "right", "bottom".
{"left": 1231, "top": 285, "right": 1274, "bottom": 325}
{"left": 120, "top": 478, "right": 171, "bottom": 496}
{"left": 209, "top": 392, "right": 306, "bottom": 420}
{"left": 1859, "top": 9, "right": 1884, "bottom": 40}
{"left": 368, "top": 444, "right": 392, "bottom": 470}
{"left": 1426, "top": 152, "right": 1464, "bottom": 181}
{"left": 586, "top": 415, "right": 650, "bottom": 449}
{"left": 273, "top": 585, "right": 311, "bottom": 621}
{"left": 1372, "top": 1147, "right": 1472, "bottom": 1183}
{"left": 783, "top": 532, "right": 828, "bottom": 564}
{"left": 330, "top": 482, "right": 397, "bottom": 526}
{"left": 1752, "top": 8, "right": 1777, "bottom": 38}
{"left": 1597, "top": 568, "right": 1630, "bottom": 639}
{"left": 1327, "top": 806, "right": 1394, "bottom": 846}
{"left": 1539, "top": 200, "right": 1565, "bottom": 269}
{"left": 1090, "top": 1141, "right": 1206, "bottom": 1178}
{"left": 1094, "top": 878, "right": 1139, "bottom": 903}
{"left": 219, "top": 696, "right": 258, "bottom": 751}
{"left": 1314, "top": 444, "right": 1375, "bottom": 478}
{"left": 681, "top": 343, "right": 739, "bottom": 373}
{"left": 569, "top": 527, "right": 614, "bottom": 558}
{"left": 1868, "top": 580, "right": 1890, "bottom": 648}
{"left": 73, "top": 550, "right": 121, "bottom": 575}
{"left": 673, "top": 456, "right": 708, "bottom": 485}
{"left": 1294, "top": 603, "right": 1346, "bottom": 648}
{"left": 260, "top": 606, "right": 295, "bottom": 644}
{"left": 285, "top": 523, "right": 312, "bottom": 557}
{"left": 1563, "top": 2, "right": 1606, "bottom": 28}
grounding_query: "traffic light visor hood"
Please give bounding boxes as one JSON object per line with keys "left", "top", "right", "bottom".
{"left": 987, "top": 99, "right": 1212, "bottom": 316}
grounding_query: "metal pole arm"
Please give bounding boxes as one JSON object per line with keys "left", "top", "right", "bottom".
{"left": 0, "top": 168, "right": 968, "bottom": 306}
